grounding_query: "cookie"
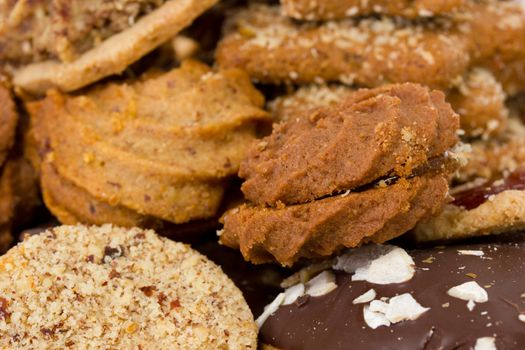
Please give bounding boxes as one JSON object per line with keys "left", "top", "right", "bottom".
{"left": 270, "top": 67, "right": 508, "bottom": 138}
{"left": 414, "top": 170, "right": 525, "bottom": 241}
{"left": 0, "top": 225, "right": 257, "bottom": 349}
{"left": 281, "top": 0, "right": 467, "bottom": 20}
{"left": 220, "top": 83, "right": 460, "bottom": 266}
{"left": 447, "top": 68, "right": 508, "bottom": 137}
{"left": 242, "top": 84, "right": 458, "bottom": 206}
{"left": 27, "top": 60, "right": 270, "bottom": 225}
{"left": 258, "top": 236, "right": 525, "bottom": 349}
{"left": 221, "top": 175, "right": 448, "bottom": 266}
{"left": 216, "top": 2, "right": 525, "bottom": 89}
{"left": 8, "top": 0, "right": 218, "bottom": 94}
{"left": 455, "top": 118, "right": 525, "bottom": 184}
{"left": 0, "top": 83, "right": 18, "bottom": 168}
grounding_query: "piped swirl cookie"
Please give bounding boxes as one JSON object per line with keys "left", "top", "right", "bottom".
{"left": 220, "top": 83, "right": 460, "bottom": 266}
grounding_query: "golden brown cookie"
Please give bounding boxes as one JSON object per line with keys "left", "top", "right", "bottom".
{"left": 27, "top": 60, "right": 270, "bottom": 226}
{"left": 7, "top": 0, "right": 218, "bottom": 94}
{"left": 414, "top": 170, "right": 525, "bottom": 241}
{"left": 281, "top": 0, "right": 467, "bottom": 20}
{"left": 455, "top": 118, "right": 525, "bottom": 184}
{"left": 447, "top": 68, "right": 507, "bottom": 137}
{"left": 217, "top": 2, "right": 525, "bottom": 90}
{"left": 0, "top": 225, "right": 257, "bottom": 349}
{"left": 221, "top": 83, "right": 459, "bottom": 266}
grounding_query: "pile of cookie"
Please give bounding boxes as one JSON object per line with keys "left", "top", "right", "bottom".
{"left": 0, "top": 0, "right": 524, "bottom": 348}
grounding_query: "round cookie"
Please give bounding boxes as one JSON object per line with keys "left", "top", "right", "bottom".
{"left": 258, "top": 235, "right": 525, "bottom": 349}
{"left": 0, "top": 225, "right": 257, "bottom": 349}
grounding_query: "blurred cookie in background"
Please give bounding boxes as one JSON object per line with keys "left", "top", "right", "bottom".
{"left": 2, "top": 0, "right": 218, "bottom": 94}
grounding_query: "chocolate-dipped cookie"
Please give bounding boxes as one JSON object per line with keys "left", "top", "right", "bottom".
{"left": 258, "top": 235, "right": 525, "bottom": 349}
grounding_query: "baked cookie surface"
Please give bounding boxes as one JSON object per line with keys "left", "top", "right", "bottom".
{"left": 0, "top": 225, "right": 257, "bottom": 349}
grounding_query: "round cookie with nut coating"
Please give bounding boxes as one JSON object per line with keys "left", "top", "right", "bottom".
{"left": 0, "top": 225, "right": 257, "bottom": 349}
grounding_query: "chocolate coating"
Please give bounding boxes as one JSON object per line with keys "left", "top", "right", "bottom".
{"left": 260, "top": 235, "right": 525, "bottom": 349}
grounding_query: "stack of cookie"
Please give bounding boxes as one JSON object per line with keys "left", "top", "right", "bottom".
{"left": 217, "top": 0, "right": 525, "bottom": 245}
{"left": 0, "top": 0, "right": 524, "bottom": 348}
{"left": 27, "top": 60, "right": 270, "bottom": 229}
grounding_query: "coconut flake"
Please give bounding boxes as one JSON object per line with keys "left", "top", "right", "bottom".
{"left": 364, "top": 293, "right": 429, "bottom": 329}
{"left": 447, "top": 281, "right": 488, "bottom": 303}
{"left": 305, "top": 270, "right": 338, "bottom": 297}
{"left": 350, "top": 247, "right": 415, "bottom": 284}
{"left": 363, "top": 305, "right": 391, "bottom": 329}
{"left": 467, "top": 299, "right": 476, "bottom": 311}
{"left": 353, "top": 289, "right": 377, "bottom": 304}
{"left": 333, "top": 245, "right": 396, "bottom": 274}
{"left": 457, "top": 250, "right": 484, "bottom": 256}
{"left": 474, "top": 337, "right": 497, "bottom": 350}
{"left": 519, "top": 314, "right": 525, "bottom": 323}
{"left": 283, "top": 283, "right": 305, "bottom": 305}
{"left": 383, "top": 294, "right": 430, "bottom": 323}
{"left": 256, "top": 293, "right": 285, "bottom": 328}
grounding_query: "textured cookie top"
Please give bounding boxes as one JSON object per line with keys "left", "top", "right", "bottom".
{"left": 0, "top": 225, "right": 257, "bottom": 349}
{"left": 240, "top": 83, "right": 459, "bottom": 206}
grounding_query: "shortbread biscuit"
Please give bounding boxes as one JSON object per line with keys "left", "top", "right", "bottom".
{"left": 28, "top": 60, "right": 269, "bottom": 224}
{"left": 455, "top": 118, "right": 525, "bottom": 183}
{"left": 217, "top": 2, "right": 525, "bottom": 89}
{"left": 0, "top": 225, "right": 257, "bottom": 349}
{"left": 10, "top": 0, "right": 218, "bottom": 94}
{"left": 414, "top": 170, "right": 525, "bottom": 241}
{"left": 447, "top": 68, "right": 507, "bottom": 137}
{"left": 221, "top": 175, "right": 448, "bottom": 266}
{"left": 217, "top": 4, "right": 469, "bottom": 89}
{"left": 0, "top": 157, "right": 39, "bottom": 253}
{"left": 281, "top": 0, "right": 467, "bottom": 20}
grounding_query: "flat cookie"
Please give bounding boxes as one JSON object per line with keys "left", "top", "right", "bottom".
{"left": 217, "top": 2, "right": 525, "bottom": 89}
{"left": 414, "top": 170, "right": 525, "bottom": 241}
{"left": 258, "top": 238, "right": 525, "bottom": 349}
{"left": 0, "top": 225, "right": 257, "bottom": 349}
{"left": 27, "top": 60, "right": 269, "bottom": 224}
{"left": 281, "top": 0, "right": 467, "bottom": 20}
{"left": 447, "top": 68, "right": 507, "bottom": 137}
{"left": 10, "top": 0, "right": 218, "bottom": 94}
{"left": 455, "top": 118, "right": 525, "bottom": 184}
